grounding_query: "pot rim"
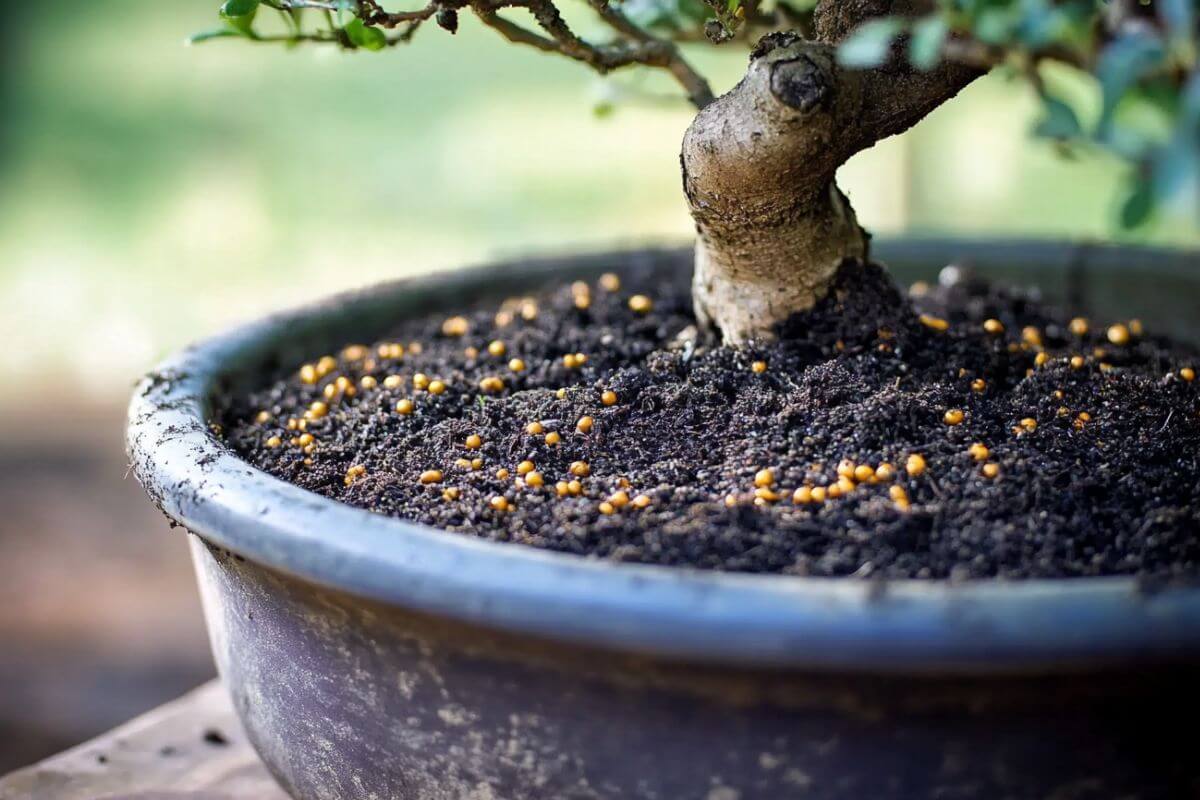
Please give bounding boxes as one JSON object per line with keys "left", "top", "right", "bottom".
{"left": 127, "top": 238, "right": 1200, "bottom": 674}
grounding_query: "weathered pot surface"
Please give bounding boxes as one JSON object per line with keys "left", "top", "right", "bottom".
{"left": 129, "top": 240, "right": 1200, "bottom": 799}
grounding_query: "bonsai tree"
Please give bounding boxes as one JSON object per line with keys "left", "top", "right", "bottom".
{"left": 198, "top": 0, "right": 1198, "bottom": 343}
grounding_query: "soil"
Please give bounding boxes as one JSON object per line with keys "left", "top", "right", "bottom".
{"left": 219, "top": 261, "right": 1200, "bottom": 580}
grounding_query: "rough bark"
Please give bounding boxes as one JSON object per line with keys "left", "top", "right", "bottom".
{"left": 682, "top": 2, "right": 981, "bottom": 343}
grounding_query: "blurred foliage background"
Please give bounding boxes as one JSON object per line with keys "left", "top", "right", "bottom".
{"left": 0, "top": 0, "right": 1197, "bottom": 773}
{"left": 1, "top": 0, "right": 1198, "bottom": 411}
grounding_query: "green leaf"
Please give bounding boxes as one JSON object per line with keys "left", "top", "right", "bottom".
{"left": 908, "top": 16, "right": 948, "bottom": 71}
{"left": 973, "top": 7, "right": 1017, "bottom": 45}
{"left": 1096, "top": 33, "right": 1168, "bottom": 139}
{"left": 838, "top": 18, "right": 904, "bottom": 68}
{"left": 1151, "top": 137, "right": 1200, "bottom": 208}
{"left": 220, "top": 0, "right": 259, "bottom": 34}
{"left": 1159, "top": 0, "right": 1194, "bottom": 44}
{"left": 1119, "top": 179, "right": 1155, "bottom": 229}
{"left": 678, "top": 0, "right": 711, "bottom": 24}
{"left": 622, "top": 0, "right": 710, "bottom": 32}
{"left": 344, "top": 18, "right": 387, "bottom": 51}
{"left": 1180, "top": 72, "right": 1200, "bottom": 133}
{"left": 220, "top": 0, "right": 259, "bottom": 16}
{"left": 1014, "top": 0, "right": 1068, "bottom": 49}
{"left": 1033, "top": 95, "right": 1082, "bottom": 140}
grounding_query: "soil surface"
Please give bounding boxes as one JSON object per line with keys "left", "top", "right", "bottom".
{"left": 220, "top": 261, "right": 1200, "bottom": 580}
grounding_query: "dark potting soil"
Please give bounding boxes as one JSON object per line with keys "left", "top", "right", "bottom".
{"left": 219, "top": 261, "right": 1200, "bottom": 580}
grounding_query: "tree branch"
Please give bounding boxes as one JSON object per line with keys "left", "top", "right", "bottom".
{"left": 800, "top": 1, "right": 984, "bottom": 154}
{"left": 848, "top": 60, "right": 981, "bottom": 153}
{"left": 471, "top": 3, "right": 562, "bottom": 53}
{"left": 812, "top": 0, "right": 927, "bottom": 44}
{"left": 360, "top": 1, "right": 441, "bottom": 27}
{"left": 468, "top": 0, "right": 713, "bottom": 106}
{"left": 261, "top": 0, "right": 713, "bottom": 107}
{"left": 584, "top": 0, "right": 713, "bottom": 107}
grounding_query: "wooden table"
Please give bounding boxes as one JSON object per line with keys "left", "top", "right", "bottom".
{"left": 0, "top": 681, "right": 288, "bottom": 800}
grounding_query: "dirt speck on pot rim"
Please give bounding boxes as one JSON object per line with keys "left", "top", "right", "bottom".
{"left": 219, "top": 261, "right": 1200, "bottom": 581}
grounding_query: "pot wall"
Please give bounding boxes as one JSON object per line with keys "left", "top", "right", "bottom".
{"left": 194, "top": 540, "right": 1198, "bottom": 800}
{"left": 127, "top": 241, "right": 1200, "bottom": 800}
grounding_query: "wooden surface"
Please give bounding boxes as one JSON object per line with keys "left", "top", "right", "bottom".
{"left": 0, "top": 680, "right": 288, "bottom": 800}
{"left": 0, "top": 406, "right": 214, "bottom": 773}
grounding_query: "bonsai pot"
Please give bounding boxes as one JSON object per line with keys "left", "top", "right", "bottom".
{"left": 128, "top": 238, "right": 1200, "bottom": 800}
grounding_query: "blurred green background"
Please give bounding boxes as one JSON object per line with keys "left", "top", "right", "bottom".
{"left": 0, "top": 0, "right": 1197, "bottom": 774}
{"left": 1, "top": 1, "right": 1197, "bottom": 411}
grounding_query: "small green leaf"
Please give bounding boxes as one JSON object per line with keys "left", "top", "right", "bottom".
{"left": 1119, "top": 179, "right": 1155, "bottom": 229}
{"left": 220, "top": 0, "right": 259, "bottom": 34}
{"left": 344, "top": 17, "right": 387, "bottom": 51}
{"left": 973, "top": 7, "right": 1017, "bottom": 45}
{"left": 1033, "top": 95, "right": 1082, "bottom": 140}
{"left": 678, "top": 0, "right": 711, "bottom": 24}
{"left": 908, "top": 16, "right": 948, "bottom": 71}
{"left": 1014, "top": 0, "right": 1065, "bottom": 49}
{"left": 623, "top": 0, "right": 710, "bottom": 31}
{"left": 838, "top": 18, "right": 904, "bottom": 68}
{"left": 1096, "top": 33, "right": 1167, "bottom": 139}
{"left": 220, "top": 0, "right": 259, "bottom": 17}
{"left": 1151, "top": 137, "right": 1200, "bottom": 207}
{"left": 1180, "top": 72, "right": 1200, "bottom": 132}
{"left": 1159, "top": 0, "right": 1194, "bottom": 44}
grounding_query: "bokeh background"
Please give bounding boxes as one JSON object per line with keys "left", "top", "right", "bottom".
{"left": 1, "top": 0, "right": 1196, "bottom": 772}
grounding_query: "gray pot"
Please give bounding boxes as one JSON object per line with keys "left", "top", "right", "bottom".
{"left": 128, "top": 240, "right": 1200, "bottom": 800}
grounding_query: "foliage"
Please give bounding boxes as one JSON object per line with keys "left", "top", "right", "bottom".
{"left": 195, "top": 0, "right": 1198, "bottom": 229}
{"left": 838, "top": 0, "right": 1198, "bottom": 228}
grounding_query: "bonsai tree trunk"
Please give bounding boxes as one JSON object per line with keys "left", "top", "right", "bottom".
{"left": 683, "top": 4, "right": 980, "bottom": 343}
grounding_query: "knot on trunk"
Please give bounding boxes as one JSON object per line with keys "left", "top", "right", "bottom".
{"left": 769, "top": 55, "right": 832, "bottom": 113}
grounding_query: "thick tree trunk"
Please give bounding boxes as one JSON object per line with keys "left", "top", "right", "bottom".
{"left": 682, "top": 13, "right": 981, "bottom": 343}
{"left": 683, "top": 42, "right": 869, "bottom": 343}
